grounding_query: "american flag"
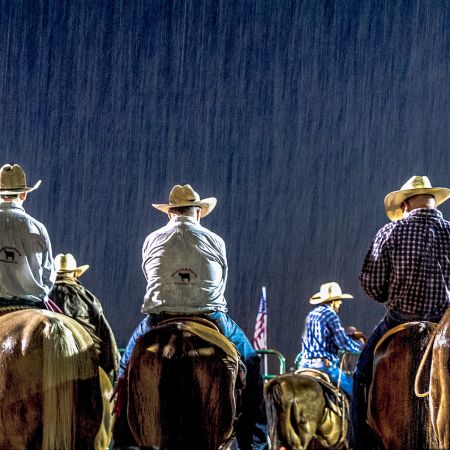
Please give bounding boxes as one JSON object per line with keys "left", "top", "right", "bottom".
{"left": 253, "top": 286, "right": 267, "bottom": 350}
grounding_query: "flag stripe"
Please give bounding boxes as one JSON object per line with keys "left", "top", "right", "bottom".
{"left": 253, "top": 287, "right": 267, "bottom": 350}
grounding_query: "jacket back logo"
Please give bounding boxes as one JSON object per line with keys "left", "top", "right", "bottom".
{"left": 0, "top": 247, "right": 21, "bottom": 264}
{"left": 178, "top": 272, "right": 190, "bottom": 283}
{"left": 172, "top": 268, "right": 198, "bottom": 284}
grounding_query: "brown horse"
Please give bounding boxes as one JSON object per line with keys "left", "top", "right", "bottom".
{"left": 0, "top": 308, "right": 104, "bottom": 450}
{"left": 368, "top": 321, "right": 438, "bottom": 450}
{"left": 125, "top": 317, "right": 242, "bottom": 449}
{"left": 415, "top": 308, "right": 450, "bottom": 449}
{"left": 265, "top": 372, "right": 349, "bottom": 450}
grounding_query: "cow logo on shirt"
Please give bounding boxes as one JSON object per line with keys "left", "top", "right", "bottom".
{"left": 0, "top": 247, "right": 21, "bottom": 264}
{"left": 172, "top": 268, "right": 198, "bottom": 284}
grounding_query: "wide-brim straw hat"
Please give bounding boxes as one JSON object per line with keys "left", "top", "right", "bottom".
{"left": 0, "top": 164, "right": 41, "bottom": 195}
{"left": 152, "top": 184, "right": 217, "bottom": 218}
{"left": 54, "top": 253, "right": 89, "bottom": 277}
{"left": 309, "top": 282, "right": 354, "bottom": 305}
{"left": 384, "top": 175, "right": 450, "bottom": 221}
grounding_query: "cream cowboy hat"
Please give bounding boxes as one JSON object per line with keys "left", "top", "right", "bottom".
{"left": 309, "top": 282, "right": 353, "bottom": 305}
{"left": 0, "top": 164, "right": 41, "bottom": 195}
{"left": 152, "top": 184, "right": 217, "bottom": 218}
{"left": 54, "top": 253, "right": 89, "bottom": 277}
{"left": 384, "top": 176, "right": 450, "bottom": 221}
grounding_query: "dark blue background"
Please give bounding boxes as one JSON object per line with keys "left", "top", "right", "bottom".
{"left": 1, "top": 0, "right": 449, "bottom": 366}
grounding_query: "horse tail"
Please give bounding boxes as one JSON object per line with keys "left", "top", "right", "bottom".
{"left": 414, "top": 323, "right": 437, "bottom": 398}
{"left": 41, "top": 317, "right": 92, "bottom": 450}
{"left": 265, "top": 380, "right": 282, "bottom": 449}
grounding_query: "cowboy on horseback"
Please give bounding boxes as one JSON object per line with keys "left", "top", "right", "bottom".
{"left": 298, "top": 282, "right": 363, "bottom": 397}
{"left": 49, "top": 253, "right": 121, "bottom": 382}
{"left": 351, "top": 175, "right": 450, "bottom": 450}
{"left": 115, "top": 184, "right": 268, "bottom": 450}
{"left": 0, "top": 163, "right": 56, "bottom": 309}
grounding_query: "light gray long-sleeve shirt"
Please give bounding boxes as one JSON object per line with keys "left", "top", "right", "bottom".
{"left": 0, "top": 202, "right": 55, "bottom": 302}
{"left": 141, "top": 216, "right": 228, "bottom": 314}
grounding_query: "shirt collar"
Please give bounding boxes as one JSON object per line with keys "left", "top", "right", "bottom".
{"left": 169, "top": 216, "right": 199, "bottom": 225}
{"left": 0, "top": 202, "right": 25, "bottom": 212}
{"left": 317, "top": 303, "right": 334, "bottom": 312}
{"left": 407, "top": 208, "right": 443, "bottom": 220}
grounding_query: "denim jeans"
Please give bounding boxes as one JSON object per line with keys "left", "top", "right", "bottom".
{"left": 299, "top": 359, "right": 353, "bottom": 396}
{"left": 350, "top": 310, "right": 441, "bottom": 450}
{"left": 120, "top": 311, "right": 268, "bottom": 450}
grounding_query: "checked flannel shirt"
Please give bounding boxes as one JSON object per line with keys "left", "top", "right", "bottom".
{"left": 300, "top": 304, "right": 362, "bottom": 365}
{"left": 360, "top": 208, "right": 450, "bottom": 319}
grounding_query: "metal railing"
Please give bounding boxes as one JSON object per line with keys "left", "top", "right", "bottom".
{"left": 256, "top": 349, "right": 286, "bottom": 380}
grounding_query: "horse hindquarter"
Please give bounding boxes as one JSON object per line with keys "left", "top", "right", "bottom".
{"left": 128, "top": 325, "right": 239, "bottom": 450}
{"left": 265, "top": 374, "right": 326, "bottom": 450}
{"left": 369, "top": 322, "right": 438, "bottom": 450}
{"left": 0, "top": 310, "right": 102, "bottom": 450}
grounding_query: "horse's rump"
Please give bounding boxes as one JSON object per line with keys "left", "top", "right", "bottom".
{"left": 265, "top": 373, "right": 347, "bottom": 450}
{"left": 0, "top": 309, "right": 102, "bottom": 450}
{"left": 128, "top": 319, "right": 240, "bottom": 449}
{"left": 368, "top": 321, "right": 438, "bottom": 450}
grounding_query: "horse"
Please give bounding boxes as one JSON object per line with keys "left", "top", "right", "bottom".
{"left": 96, "top": 367, "right": 115, "bottom": 450}
{"left": 0, "top": 308, "right": 105, "bottom": 450}
{"left": 265, "top": 371, "right": 349, "bottom": 450}
{"left": 368, "top": 321, "right": 438, "bottom": 450}
{"left": 415, "top": 308, "right": 450, "bottom": 449}
{"left": 124, "top": 317, "right": 242, "bottom": 449}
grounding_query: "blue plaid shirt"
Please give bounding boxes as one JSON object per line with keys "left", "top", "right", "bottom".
{"left": 361, "top": 208, "right": 450, "bottom": 319}
{"left": 300, "top": 304, "right": 362, "bottom": 364}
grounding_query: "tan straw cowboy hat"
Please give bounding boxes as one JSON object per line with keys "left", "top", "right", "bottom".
{"left": 54, "top": 253, "right": 89, "bottom": 277}
{"left": 384, "top": 175, "right": 450, "bottom": 221}
{"left": 309, "top": 282, "right": 353, "bottom": 305}
{"left": 152, "top": 184, "right": 217, "bottom": 218}
{"left": 0, "top": 164, "right": 41, "bottom": 195}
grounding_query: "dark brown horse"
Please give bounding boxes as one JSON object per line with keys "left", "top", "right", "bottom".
{"left": 265, "top": 372, "right": 349, "bottom": 450}
{"left": 415, "top": 308, "right": 450, "bottom": 449}
{"left": 368, "top": 321, "right": 438, "bottom": 450}
{"left": 0, "top": 308, "right": 104, "bottom": 450}
{"left": 125, "top": 317, "right": 242, "bottom": 450}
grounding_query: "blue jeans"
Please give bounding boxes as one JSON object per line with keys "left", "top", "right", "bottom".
{"left": 350, "top": 310, "right": 441, "bottom": 450}
{"left": 299, "top": 359, "right": 353, "bottom": 397}
{"left": 120, "top": 311, "right": 268, "bottom": 450}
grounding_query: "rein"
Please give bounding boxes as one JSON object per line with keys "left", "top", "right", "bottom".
{"left": 414, "top": 325, "right": 438, "bottom": 398}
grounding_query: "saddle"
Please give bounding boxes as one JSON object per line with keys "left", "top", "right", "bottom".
{"left": 295, "top": 367, "right": 331, "bottom": 383}
{"left": 155, "top": 316, "right": 240, "bottom": 363}
{"left": 0, "top": 304, "right": 34, "bottom": 315}
{"left": 374, "top": 321, "right": 435, "bottom": 354}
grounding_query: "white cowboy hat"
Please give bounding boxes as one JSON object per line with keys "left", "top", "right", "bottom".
{"left": 54, "top": 253, "right": 89, "bottom": 277}
{"left": 0, "top": 164, "right": 41, "bottom": 195}
{"left": 384, "top": 175, "right": 450, "bottom": 221}
{"left": 152, "top": 184, "right": 217, "bottom": 218}
{"left": 309, "top": 282, "right": 353, "bottom": 305}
